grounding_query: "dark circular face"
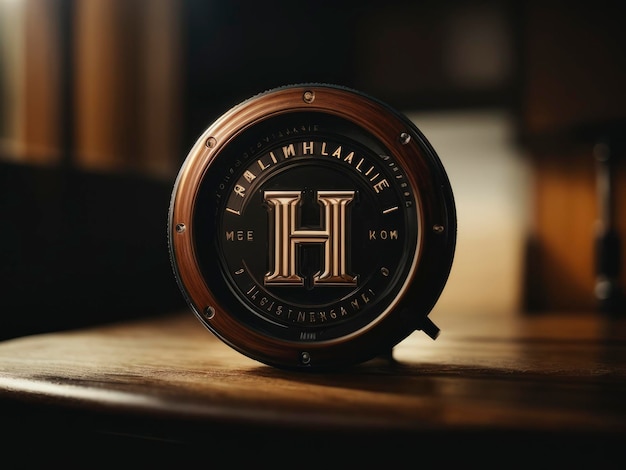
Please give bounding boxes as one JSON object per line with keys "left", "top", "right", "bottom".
{"left": 203, "top": 114, "right": 418, "bottom": 341}
{"left": 169, "top": 84, "right": 456, "bottom": 370}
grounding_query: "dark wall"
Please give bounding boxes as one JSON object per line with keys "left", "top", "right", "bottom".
{"left": 180, "top": 1, "right": 361, "bottom": 153}
{"left": 0, "top": 160, "right": 185, "bottom": 340}
{"left": 178, "top": 0, "right": 519, "bottom": 154}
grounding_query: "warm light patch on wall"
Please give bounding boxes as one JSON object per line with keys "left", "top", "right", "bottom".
{"left": 0, "top": 0, "right": 24, "bottom": 159}
{"left": 408, "top": 109, "right": 530, "bottom": 318}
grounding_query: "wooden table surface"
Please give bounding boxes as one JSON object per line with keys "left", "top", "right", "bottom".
{"left": 1, "top": 309, "right": 625, "bottom": 467}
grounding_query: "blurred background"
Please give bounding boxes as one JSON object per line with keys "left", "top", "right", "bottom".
{"left": 0, "top": 0, "right": 624, "bottom": 340}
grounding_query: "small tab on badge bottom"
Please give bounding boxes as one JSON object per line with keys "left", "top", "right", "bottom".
{"left": 417, "top": 317, "right": 440, "bottom": 340}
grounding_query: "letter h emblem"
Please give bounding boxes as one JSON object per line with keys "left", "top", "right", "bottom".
{"left": 264, "top": 190, "right": 357, "bottom": 286}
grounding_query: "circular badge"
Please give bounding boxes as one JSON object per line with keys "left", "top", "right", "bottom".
{"left": 168, "top": 84, "right": 456, "bottom": 370}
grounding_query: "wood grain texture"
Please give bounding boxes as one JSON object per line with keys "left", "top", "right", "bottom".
{"left": 1, "top": 310, "right": 625, "bottom": 466}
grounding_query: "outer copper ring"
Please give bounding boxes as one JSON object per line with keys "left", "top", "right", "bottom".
{"left": 168, "top": 84, "right": 456, "bottom": 370}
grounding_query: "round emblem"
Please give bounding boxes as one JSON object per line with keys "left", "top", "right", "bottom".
{"left": 168, "top": 84, "right": 456, "bottom": 370}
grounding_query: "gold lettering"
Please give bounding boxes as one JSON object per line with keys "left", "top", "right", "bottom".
{"left": 320, "top": 142, "right": 329, "bottom": 155}
{"left": 234, "top": 184, "right": 246, "bottom": 197}
{"left": 343, "top": 151, "right": 354, "bottom": 163}
{"left": 303, "top": 141, "right": 314, "bottom": 154}
{"left": 225, "top": 230, "right": 254, "bottom": 241}
{"left": 243, "top": 170, "right": 256, "bottom": 183}
{"left": 332, "top": 146, "right": 342, "bottom": 158}
{"left": 282, "top": 143, "right": 295, "bottom": 158}
{"left": 373, "top": 179, "right": 390, "bottom": 193}
{"left": 369, "top": 229, "right": 399, "bottom": 240}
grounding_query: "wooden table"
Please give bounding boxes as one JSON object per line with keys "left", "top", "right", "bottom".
{"left": 1, "top": 309, "right": 625, "bottom": 467}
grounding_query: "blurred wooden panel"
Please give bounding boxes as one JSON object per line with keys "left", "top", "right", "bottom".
{"left": 524, "top": 146, "right": 599, "bottom": 311}
{"left": 74, "top": 0, "right": 181, "bottom": 177}
{"left": 523, "top": 143, "right": 625, "bottom": 313}
{"left": 74, "top": 0, "right": 140, "bottom": 171}
{"left": 138, "top": 0, "right": 182, "bottom": 178}
{"left": 0, "top": 1, "right": 23, "bottom": 156}
{"left": 519, "top": 1, "right": 626, "bottom": 312}
{"left": 20, "top": 0, "right": 62, "bottom": 164}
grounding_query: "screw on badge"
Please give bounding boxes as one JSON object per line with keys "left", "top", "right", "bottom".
{"left": 168, "top": 83, "right": 456, "bottom": 370}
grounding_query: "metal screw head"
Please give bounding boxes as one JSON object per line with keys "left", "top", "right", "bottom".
{"left": 303, "top": 90, "right": 315, "bottom": 104}
{"left": 175, "top": 223, "right": 186, "bottom": 233}
{"left": 433, "top": 224, "right": 445, "bottom": 234}
{"left": 203, "top": 306, "right": 215, "bottom": 320}
{"left": 206, "top": 137, "right": 217, "bottom": 148}
{"left": 300, "top": 351, "right": 311, "bottom": 365}
{"left": 399, "top": 132, "right": 411, "bottom": 145}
